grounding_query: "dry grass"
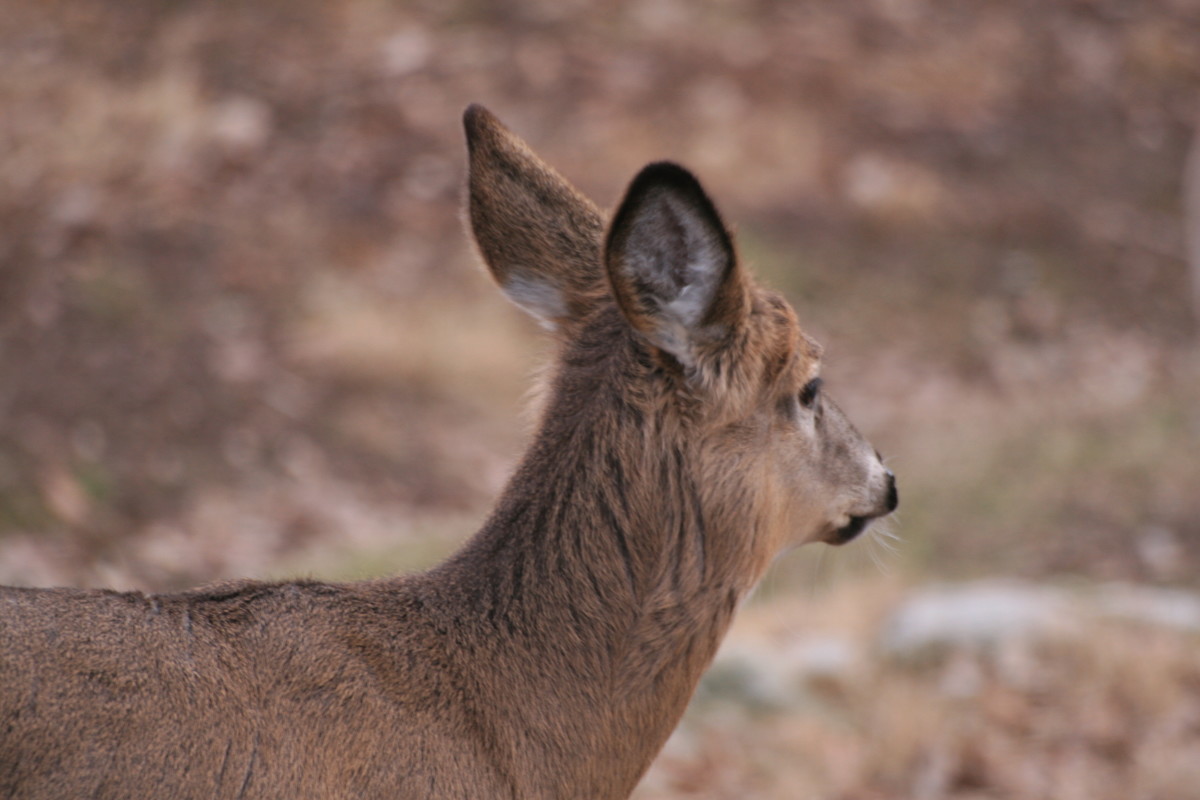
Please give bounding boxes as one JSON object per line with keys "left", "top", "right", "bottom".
{"left": 635, "top": 576, "right": 1200, "bottom": 800}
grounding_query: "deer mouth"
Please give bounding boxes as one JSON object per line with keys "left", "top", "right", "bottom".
{"left": 829, "top": 509, "right": 891, "bottom": 544}
{"left": 830, "top": 514, "right": 874, "bottom": 545}
{"left": 830, "top": 473, "right": 898, "bottom": 545}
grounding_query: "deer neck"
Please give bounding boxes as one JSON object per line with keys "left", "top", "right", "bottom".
{"left": 438, "top": 336, "right": 770, "bottom": 795}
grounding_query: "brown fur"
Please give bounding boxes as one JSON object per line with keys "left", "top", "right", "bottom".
{"left": 0, "top": 105, "right": 896, "bottom": 800}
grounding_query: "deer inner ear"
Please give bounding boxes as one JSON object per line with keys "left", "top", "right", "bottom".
{"left": 604, "top": 162, "right": 748, "bottom": 369}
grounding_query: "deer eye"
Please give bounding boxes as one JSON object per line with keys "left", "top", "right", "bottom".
{"left": 799, "top": 377, "right": 823, "bottom": 410}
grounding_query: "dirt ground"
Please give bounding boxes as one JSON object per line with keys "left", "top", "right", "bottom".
{"left": 2, "top": 2, "right": 1199, "bottom": 797}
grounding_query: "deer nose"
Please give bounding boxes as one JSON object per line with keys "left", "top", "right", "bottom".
{"left": 884, "top": 469, "right": 898, "bottom": 513}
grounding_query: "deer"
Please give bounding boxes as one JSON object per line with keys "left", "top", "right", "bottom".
{"left": 0, "top": 105, "right": 897, "bottom": 800}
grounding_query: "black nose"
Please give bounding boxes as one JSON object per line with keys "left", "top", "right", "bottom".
{"left": 884, "top": 469, "right": 898, "bottom": 512}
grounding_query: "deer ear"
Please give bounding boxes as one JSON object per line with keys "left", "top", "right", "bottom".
{"left": 464, "top": 104, "right": 605, "bottom": 330}
{"left": 604, "top": 162, "right": 749, "bottom": 369}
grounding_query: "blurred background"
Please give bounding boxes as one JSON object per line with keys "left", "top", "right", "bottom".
{"left": 2, "top": 0, "right": 1198, "bottom": 797}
